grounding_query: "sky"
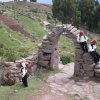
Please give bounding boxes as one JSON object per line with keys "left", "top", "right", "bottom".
{"left": 0, "top": 0, "right": 100, "bottom": 4}
{"left": 0, "top": 0, "right": 52, "bottom": 4}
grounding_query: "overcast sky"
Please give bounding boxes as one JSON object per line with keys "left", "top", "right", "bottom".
{"left": 0, "top": 0, "right": 100, "bottom": 4}
{"left": 0, "top": 0, "right": 52, "bottom": 4}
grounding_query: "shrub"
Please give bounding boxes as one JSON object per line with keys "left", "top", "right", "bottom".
{"left": 18, "top": 47, "right": 29, "bottom": 57}
{"left": 0, "top": 48, "right": 5, "bottom": 56}
{"left": 4, "top": 49, "right": 16, "bottom": 62}
{"left": 0, "top": 43, "right": 4, "bottom": 48}
{"left": 18, "top": 47, "right": 29, "bottom": 52}
{"left": 19, "top": 52, "right": 28, "bottom": 58}
{"left": 60, "top": 55, "right": 73, "bottom": 65}
{"left": 30, "top": 8, "right": 38, "bottom": 13}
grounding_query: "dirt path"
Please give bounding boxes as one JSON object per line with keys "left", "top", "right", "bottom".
{"left": 25, "top": 84, "right": 67, "bottom": 100}
{"left": 26, "top": 63, "right": 100, "bottom": 100}
{"left": 0, "top": 14, "right": 30, "bottom": 37}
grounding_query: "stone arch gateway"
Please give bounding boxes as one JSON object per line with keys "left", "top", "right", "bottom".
{"left": 37, "top": 24, "right": 100, "bottom": 78}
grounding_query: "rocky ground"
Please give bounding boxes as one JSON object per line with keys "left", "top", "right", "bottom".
{"left": 26, "top": 63, "right": 100, "bottom": 100}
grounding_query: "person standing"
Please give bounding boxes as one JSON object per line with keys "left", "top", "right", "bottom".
{"left": 20, "top": 61, "right": 28, "bottom": 87}
{"left": 88, "top": 40, "right": 100, "bottom": 64}
{"left": 77, "top": 31, "right": 88, "bottom": 52}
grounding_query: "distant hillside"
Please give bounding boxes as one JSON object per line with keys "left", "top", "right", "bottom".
{"left": 3, "top": 2, "right": 52, "bottom": 12}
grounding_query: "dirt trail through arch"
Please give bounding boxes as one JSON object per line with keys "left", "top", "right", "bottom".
{"left": 26, "top": 63, "right": 100, "bottom": 100}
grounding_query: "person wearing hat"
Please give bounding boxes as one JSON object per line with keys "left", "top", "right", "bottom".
{"left": 88, "top": 40, "right": 100, "bottom": 64}
{"left": 20, "top": 61, "right": 29, "bottom": 87}
{"left": 77, "top": 31, "right": 88, "bottom": 52}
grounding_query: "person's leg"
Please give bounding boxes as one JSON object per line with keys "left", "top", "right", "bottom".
{"left": 90, "top": 52, "right": 98, "bottom": 63}
{"left": 24, "top": 74, "right": 28, "bottom": 87}
{"left": 22, "top": 76, "right": 27, "bottom": 87}
{"left": 80, "top": 42, "right": 85, "bottom": 51}
{"left": 84, "top": 42, "right": 88, "bottom": 52}
{"left": 80, "top": 42, "right": 88, "bottom": 52}
{"left": 22, "top": 77, "right": 24, "bottom": 85}
{"left": 94, "top": 51, "right": 100, "bottom": 62}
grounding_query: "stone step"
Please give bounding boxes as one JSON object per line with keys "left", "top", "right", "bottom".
{"left": 94, "top": 69, "right": 100, "bottom": 74}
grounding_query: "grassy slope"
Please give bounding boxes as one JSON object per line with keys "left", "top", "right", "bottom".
{"left": 16, "top": 15, "right": 48, "bottom": 42}
{"left": 0, "top": 69, "right": 60, "bottom": 100}
{"left": 0, "top": 14, "right": 74, "bottom": 99}
{"left": 17, "top": 15, "right": 75, "bottom": 63}
{"left": 0, "top": 23, "right": 37, "bottom": 60}
{"left": 0, "top": 76, "right": 42, "bottom": 100}
{"left": 0, "top": 3, "right": 75, "bottom": 62}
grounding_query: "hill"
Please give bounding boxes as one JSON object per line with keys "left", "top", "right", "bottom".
{"left": 0, "top": 2, "right": 74, "bottom": 63}
{"left": 0, "top": 2, "right": 100, "bottom": 63}
{"left": 4, "top": 2, "right": 52, "bottom": 12}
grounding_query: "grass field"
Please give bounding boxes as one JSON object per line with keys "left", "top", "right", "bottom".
{"left": 16, "top": 15, "right": 48, "bottom": 42}
{"left": 0, "top": 23, "right": 37, "bottom": 61}
{"left": 0, "top": 69, "right": 60, "bottom": 100}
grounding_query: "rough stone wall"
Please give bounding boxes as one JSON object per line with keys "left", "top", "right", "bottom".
{"left": 0, "top": 55, "right": 38, "bottom": 85}
{"left": 0, "top": 62, "right": 20, "bottom": 85}
{"left": 37, "top": 24, "right": 100, "bottom": 78}
{"left": 38, "top": 26, "right": 63, "bottom": 69}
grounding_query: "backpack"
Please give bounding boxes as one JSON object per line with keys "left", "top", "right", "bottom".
{"left": 79, "top": 34, "right": 86, "bottom": 40}
{"left": 20, "top": 67, "right": 24, "bottom": 73}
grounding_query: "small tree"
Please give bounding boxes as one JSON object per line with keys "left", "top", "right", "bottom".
{"left": 78, "top": 0, "right": 96, "bottom": 29}
{"left": 52, "top": 0, "right": 80, "bottom": 26}
{"left": 30, "top": 0, "right": 37, "bottom": 2}
{"left": 95, "top": 4, "right": 100, "bottom": 30}
{"left": 23, "top": 0, "right": 27, "bottom": 1}
{"left": 14, "top": 0, "right": 17, "bottom": 1}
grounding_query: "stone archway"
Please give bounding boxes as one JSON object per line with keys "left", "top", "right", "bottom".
{"left": 37, "top": 24, "right": 99, "bottom": 78}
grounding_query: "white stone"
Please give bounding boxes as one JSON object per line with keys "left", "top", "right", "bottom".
{"left": 68, "top": 26, "right": 74, "bottom": 31}
{"left": 38, "top": 43, "right": 42, "bottom": 47}
{"left": 73, "top": 30, "right": 80, "bottom": 35}
{"left": 70, "top": 28, "right": 77, "bottom": 33}
{"left": 66, "top": 24, "right": 71, "bottom": 29}
{"left": 43, "top": 35, "right": 47, "bottom": 40}
{"left": 94, "top": 69, "right": 100, "bottom": 74}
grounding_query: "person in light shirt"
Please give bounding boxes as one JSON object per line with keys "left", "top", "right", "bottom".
{"left": 88, "top": 40, "right": 100, "bottom": 64}
{"left": 77, "top": 31, "right": 88, "bottom": 52}
{"left": 20, "top": 61, "right": 29, "bottom": 87}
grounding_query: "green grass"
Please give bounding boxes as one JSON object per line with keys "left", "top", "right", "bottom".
{"left": 0, "top": 76, "right": 42, "bottom": 100}
{"left": 0, "top": 23, "right": 37, "bottom": 60}
{"left": 59, "top": 36, "right": 75, "bottom": 64}
{"left": 0, "top": 69, "right": 60, "bottom": 100}
{"left": 0, "top": 6, "right": 76, "bottom": 63}
{"left": 16, "top": 15, "right": 48, "bottom": 42}
{"left": 15, "top": 15, "right": 75, "bottom": 64}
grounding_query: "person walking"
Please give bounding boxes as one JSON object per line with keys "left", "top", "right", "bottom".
{"left": 88, "top": 40, "right": 100, "bottom": 64}
{"left": 77, "top": 31, "right": 88, "bottom": 52}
